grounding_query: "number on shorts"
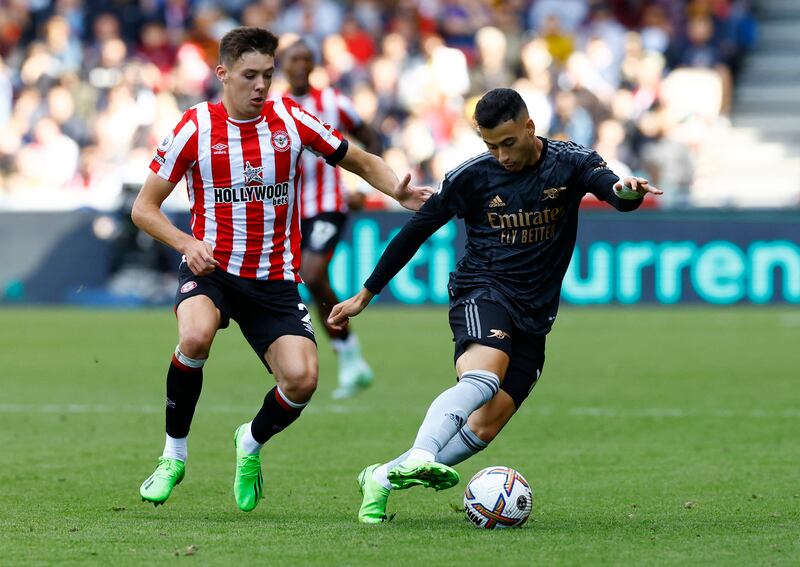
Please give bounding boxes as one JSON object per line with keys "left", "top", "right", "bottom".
{"left": 309, "top": 220, "right": 337, "bottom": 250}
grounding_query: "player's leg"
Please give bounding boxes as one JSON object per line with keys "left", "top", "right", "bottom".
{"left": 141, "top": 277, "right": 224, "bottom": 505}
{"left": 233, "top": 336, "right": 317, "bottom": 512}
{"left": 357, "top": 344, "right": 506, "bottom": 522}
{"left": 438, "top": 333, "right": 545, "bottom": 465}
{"left": 357, "top": 295, "right": 513, "bottom": 522}
{"left": 300, "top": 213, "right": 372, "bottom": 399}
{"left": 385, "top": 343, "right": 507, "bottom": 487}
{"left": 232, "top": 287, "right": 318, "bottom": 511}
{"left": 438, "top": 332, "right": 545, "bottom": 466}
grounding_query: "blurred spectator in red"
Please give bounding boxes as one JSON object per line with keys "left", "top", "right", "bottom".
{"left": 341, "top": 13, "right": 375, "bottom": 66}
{"left": 136, "top": 21, "right": 177, "bottom": 77}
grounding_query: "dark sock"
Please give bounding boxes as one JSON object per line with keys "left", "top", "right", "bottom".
{"left": 250, "top": 386, "right": 307, "bottom": 444}
{"left": 165, "top": 352, "right": 204, "bottom": 438}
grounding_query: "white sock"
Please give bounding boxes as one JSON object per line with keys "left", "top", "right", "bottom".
{"left": 437, "top": 424, "right": 488, "bottom": 466}
{"left": 373, "top": 450, "right": 411, "bottom": 491}
{"left": 406, "top": 448, "right": 436, "bottom": 463}
{"left": 372, "top": 464, "right": 393, "bottom": 490}
{"left": 240, "top": 421, "right": 263, "bottom": 455}
{"left": 163, "top": 433, "right": 187, "bottom": 462}
{"left": 332, "top": 333, "right": 359, "bottom": 354}
{"left": 411, "top": 370, "right": 500, "bottom": 455}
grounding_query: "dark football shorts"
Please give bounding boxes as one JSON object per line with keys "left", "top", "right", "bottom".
{"left": 175, "top": 262, "right": 315, "bottom": 372}
{"left": 449, "top": 288, "right": 546, "bottom": 409}
{"left": 300, "top": 212, "right": 348, "bottom": 255}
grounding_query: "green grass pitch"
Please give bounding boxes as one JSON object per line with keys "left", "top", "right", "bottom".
{"left": 0, "top": 306, "right": 798, "bottom": 565}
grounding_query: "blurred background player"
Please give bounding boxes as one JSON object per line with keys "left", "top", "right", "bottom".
{"left": 281, "top": 38, "right": 381, "bottom": 399}
{"left": 133, "top": 26, "right": 430, "bottom": 513}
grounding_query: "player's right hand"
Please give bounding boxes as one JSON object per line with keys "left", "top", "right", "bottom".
{"left": 395, "top": 173, "right": 434, "bottom": 211}
{"left": 184, "top": 239, "right": 218, "bottom": 276}
{"left": 328, "top": 288, "right": 375, "bottom": 330}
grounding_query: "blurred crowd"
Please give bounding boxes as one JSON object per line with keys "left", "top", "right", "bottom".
{"left": 0, "top": 0, "right": 757, "bottom": 211}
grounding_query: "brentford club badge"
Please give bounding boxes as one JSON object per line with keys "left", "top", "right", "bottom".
{"left": 271, "top": 130, "right": 291, "bottom": 152}
{"left": 180, "top": 281, "right": 198, "bottom": 293}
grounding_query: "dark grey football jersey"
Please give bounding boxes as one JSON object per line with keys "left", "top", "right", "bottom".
{"left": 366, "top": 138, "right": 642, "bottom": 335}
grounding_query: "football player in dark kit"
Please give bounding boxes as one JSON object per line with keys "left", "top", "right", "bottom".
{"left": 328, "top": 88, "right": 663, "bottom": 523}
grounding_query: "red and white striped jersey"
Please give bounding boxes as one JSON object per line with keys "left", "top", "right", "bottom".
{"left": 150, "top": 97, "right": 346, "bottom": 282}
{"left": 284, "top": 86, "right": 363, "bottom": 218}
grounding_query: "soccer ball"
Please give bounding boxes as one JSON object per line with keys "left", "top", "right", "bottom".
{"left": 463, "top": 466, "right": 532, "bottom": 529}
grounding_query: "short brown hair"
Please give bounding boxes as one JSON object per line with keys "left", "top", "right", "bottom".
{"left": 219, "top": 27, "right": 279, "bottom": 67}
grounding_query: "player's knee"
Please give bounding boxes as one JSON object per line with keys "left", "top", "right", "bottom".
{"left": 179, "top": 328, "right": 215, "bottom": 359}
{"left": 279, "top": 366, "right": 318, "bottom": 402}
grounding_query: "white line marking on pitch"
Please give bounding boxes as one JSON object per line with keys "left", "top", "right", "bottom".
{"left": 0, "top": 404, "right": 798, "bottom": 418}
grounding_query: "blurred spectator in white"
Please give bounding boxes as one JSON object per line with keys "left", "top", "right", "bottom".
{"left": 639, "top": 111, "right": 694, "bottom": 209}
{"left": 678, "top": 14, "right": 732, "bottom": 115}
{"left": 631, "top": 52, "right": 665, "bottom": 119}
{"left": 560, "top": 50, "right": 615, "bottom": 118}
{"left": 471, "top": 26, "right": 513, "bottom": 95}
{"left": 513, "top": 76, "right": 553, "bottom": 137}
{"left": 0, "top": 56, "right": 11, "bottom": 127}
{"left": 15, "top": 116, "right": 79, "bottom": 190}
{"left": 170, "top": 42, "right": 212, "bottom": 108}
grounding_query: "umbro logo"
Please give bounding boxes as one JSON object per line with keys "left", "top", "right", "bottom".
{"left": 488, "top": 329, "right": 511, "bottom": 339}
{"left": 543, "top": 186, "right": 567, "bottom": 200}
{"left": 489, "top": 195, "right": 506, "bottom": 208}
{"left": 211, "top": 143, "right": 228, "bottom": 154}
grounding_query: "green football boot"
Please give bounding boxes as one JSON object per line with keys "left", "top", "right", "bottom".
{"left": 356, "top": 464, "right": 391, "bottom": 524}
{"left": 140, "top": 457, "right": 185, "bottom": 506}
{"left": 233, "top": 424, "right": 263, "bottom": 512}
{"left": 387, "top": 461, "right": 460, "bottom": 491}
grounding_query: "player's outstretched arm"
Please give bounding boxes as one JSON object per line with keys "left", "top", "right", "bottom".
{"left": 328, "top": 288, "right": 375, "bottom": 331}
{"left": 337, "top": 143, "right": 433, "bottom": 211}
{"left": 131, "top": 172, "right": 218, "bottom": 276}
{"left": 613, "top": 176, "right": 663, "bottom": 199}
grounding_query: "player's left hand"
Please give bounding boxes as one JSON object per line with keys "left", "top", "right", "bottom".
{"left": 614, "top": 176, "right": 663, "bottom": 198}
{"left": 394, "top": 173, "right": 434, "bottom": 211}
{"left": 328, "top": 288, "right": 375, "bottom": 330}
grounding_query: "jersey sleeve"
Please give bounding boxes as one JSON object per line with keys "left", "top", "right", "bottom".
{"left": 334, "top": 91, "right": 363, "bottom": 133}
{"left": 364, "top": 194, "right": 456, "bottom": 294}
{"left": 149, "top": 109, "right": 198, "bottom": 183}
{"left": 283, "top": 97, "right": 348, "bottom": 166}
{"left": 436, "top": 166, "right": 471, "bottom": 218}
{"left": 574, "top": 150, "right": 643, "bottom": 212}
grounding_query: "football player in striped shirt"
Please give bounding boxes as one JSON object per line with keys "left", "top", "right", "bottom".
{"left": 281, "top": 39, "right": 382, "bottom": 400}
{"left": 132, "top": 27, "right": 431, "bottom": 512}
